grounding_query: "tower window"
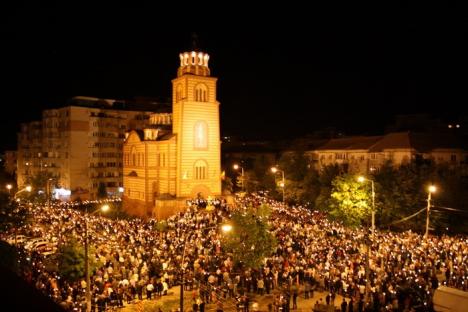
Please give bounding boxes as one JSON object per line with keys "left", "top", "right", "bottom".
{"left": 176, "top": 84, "right": 183, "bottom": 102}
{"left": 194, "top": 160, "right": 208, "bottom": 180}
{"left": 194, "top": 84, "right": 208, "bottom": 102}
{"left": 194, "top": 121, "right": 208, "bottom": 149}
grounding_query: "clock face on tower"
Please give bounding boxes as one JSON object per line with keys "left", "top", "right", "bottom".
{"left": 194, "top": 121, "right": 208, "bottom": 149}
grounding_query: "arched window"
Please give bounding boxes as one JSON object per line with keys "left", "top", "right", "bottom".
{"left": 194, "top": 84, "right": 208, "bottom": 102}
{"left": 194, "top": 160, "right": 208, "bottom": 180}
{"left": 194, "top": 121, "right": 208, "bottom": 149}
{"left": 131, "top": 146, "right": 136, "bottom": 166}
{"left": 176, "top": 84, "right": 183, "bottom": 102}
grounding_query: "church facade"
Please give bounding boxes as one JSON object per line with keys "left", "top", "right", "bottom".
{"left": 123, "top": 49, "right": 221, "bottom": 218}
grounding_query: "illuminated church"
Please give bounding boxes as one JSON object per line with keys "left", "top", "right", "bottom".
{"left": 122, "top": 48, "right": 221, "bottom": 218}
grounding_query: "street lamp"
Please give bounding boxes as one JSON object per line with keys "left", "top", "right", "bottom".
{"left": 425, "top": 185, "right": 437, "bottom": 239}
{"left": 6, "top": 184, "right": 12, "bottom": 195}
{"left": 84, "top": 204, "right": 111, "bottom": 312}
{"left": 357, "top": 176, "right": 376, "bottom": 235}
{"left": 14, "top": 185, "right": 32, "bottom": 198}
{"left": 233, "top": 164, "right": 245, "bottom": 192}
{"left": 270, "top": 166, "right": 285, "bottom": 203}
{"left": 180, "top": 223, "right": 232, "bottom": 312}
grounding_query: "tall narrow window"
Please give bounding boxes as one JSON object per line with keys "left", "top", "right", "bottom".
{"left": 194, "top": 84, "right": 208, "bottom": 102}
{"left": 176, "top": 84, "right": 182, "bottom": 102}
{"left": 194, "top": 160, "right": 208, "bottom": 180}
{"left": 194, "top": 121, "right": 208, "bottom": 149}
{"left": 131, "top": 147, "right": 136, "bottom": 166}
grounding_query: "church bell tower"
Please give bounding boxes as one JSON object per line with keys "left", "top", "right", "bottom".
{"left": 172, "top": 46, "right": 221, "bottom": 198}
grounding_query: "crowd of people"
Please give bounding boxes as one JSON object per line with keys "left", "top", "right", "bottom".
{"left": 1, "top": 193, "right": 467, "bottom": 312}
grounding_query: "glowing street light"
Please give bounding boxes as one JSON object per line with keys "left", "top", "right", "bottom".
{"left": 180, "top": 223, "right": 232, "bottom": 312}
{"left": 221, "top": 224, "right": 233, "bottom": 233}
{"left": 270, "top": 166, "right": 285, "bottom": 203}
{"left": 100, "top": 204, "right": 110, "bottom": 212}
{"left": 84, "top": 204, "right": 111, "bottom": 312}
{"left": 6, "top": 184, "right": 12, "bottom": 195}
{"left": 425, "top": 185, "right": 437, "bottom": 239}
{"left": 14, "top": 185, "right": 32, "bottom": 198}
{"left": 357, "top": 176, "right": 375, "bottom": 234}
{"left": 233, "top": 164, "right": 245, "bottom": 192}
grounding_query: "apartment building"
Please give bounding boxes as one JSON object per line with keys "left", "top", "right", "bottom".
{"left": 312, "top": 132, "right": 468, "bottom": 174}
{"left": 17, "top": 96, "right": 169, "bottom": 199}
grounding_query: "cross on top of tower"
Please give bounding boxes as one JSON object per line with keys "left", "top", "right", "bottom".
{"left": 178, "top": 33, "right": 210, "bottom": 77}
{"left": 191, "top": 32, "right": 199, "bottom": 51}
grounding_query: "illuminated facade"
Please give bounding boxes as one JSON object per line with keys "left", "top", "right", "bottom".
{"left": 17, "top": 97, "right": 160, "bottom": 199}
{"left": 311, "top": 132, "right": 468, "bottom": 173}
{"left": 123, "top": 49, "right": 221, "bottom": 217}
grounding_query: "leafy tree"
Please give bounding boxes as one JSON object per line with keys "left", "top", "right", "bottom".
{"left": 256, "top": 203, "right": 272, "bottom": 219}
{"left": 58, "top": 238, "right": 97, "bottom": 282}
{"left": 278, "top": 151, "right": 308, "bottom": 181}
{"left": 222, "top": 206, "right": 277, "bottom": 269}
{"left": 0, "top": 193, "right": 31, "bottom": 231}
{"left": 315, "top": 164, "right": 342, "bottom": 211}
{"left": 155, "top": 220, "right": 168, "bottom": 232}
{"left": 97, "top": 182, "right": 107, "bottom": 199}
{"left": 26, "top": 171, "right": 56, "bottom": 203}
{"left": 328, "top": 174, "right": 371, "bottom": 226}
{"left": 222, "top": 176, "right": 234, "bottom": 194}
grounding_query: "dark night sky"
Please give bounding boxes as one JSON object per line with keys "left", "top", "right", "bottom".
{"left": 1, "top": 4, "right": 467, "bottom": 150}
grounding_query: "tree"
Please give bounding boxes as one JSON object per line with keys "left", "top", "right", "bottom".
{"left": 0, "top": 193, "right": 31, "bottom": 232}
{"left": 97, "top": 182, "right": 107, "bottom": 199}
{"left": 222, "top": 176, "right": 234, "bottom": 195}
{"left": 315, "top": 164, "right": 342, "bottom": 211}
{"left": 222, "top": 206, "right": 277, "bottom": 269}
{"left": 27, "top": 171, "right": 55, "bottom": 203}
{"left": 58, "top": 238, "right": 97, "bottom": 282}
{"left": 328, "top": 174, "right": 371, "bottom": 226}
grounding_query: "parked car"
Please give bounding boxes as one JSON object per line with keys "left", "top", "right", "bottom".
{"left": 37, "top": 244, "right": 57, "bottom": 257}
{"left": 6, "top": 235, "right": 29, "bottom": 245}
{"left": 25, "top": 238, "right": 48, "bottom": 250}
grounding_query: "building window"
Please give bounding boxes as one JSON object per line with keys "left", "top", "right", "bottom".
{"left": 194, "top": 121, "right": 208, "bottom": 149}
{"left": 451, "top": 154, "right": 457, "bottom": 162}
{"left": 194, "top": 84, "right": 208, "bottom": 102}
{"left": 335, "top": 153, "right": 346, "bottom": 160}
{"left": 130, "top": 146, "right": 136, "bottom": 166}
{"left": 194, "top": 160, "right": 207, "bottom": 180}
{"left": 176, "top": 84, "right": 183, "bottom": 102}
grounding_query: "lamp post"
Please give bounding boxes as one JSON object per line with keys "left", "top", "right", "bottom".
{"left": 84, "top": 204, "right": 110, "bottom": 312}
{"left": 14, "top": 185, "right": 32, "bottom": 199}
{"left": 47, "top": 178, "right": 53, "bottom": 208}
{"left": 425, "top": 185, "right": 437, "bottom": 239}
{"left": 6, "top": 184, "right": 12, "bottom": 195}
{"left": 357, "top": 176, "right": 374, "bottom": 305}
{"left": 271, "top": 167, "right": 285, "bottom": 203}
{"left": 180, "top": 223, "right": 232, "bottom": 312}
{"left": 233, "top": 164, "right": 245, "bottom": 192}
{"left": 357, "top": 176, "right": 375, "bottom": 235}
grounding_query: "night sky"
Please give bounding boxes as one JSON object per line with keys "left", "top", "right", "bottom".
{"left": 1, "top": 4, "right": 467, "bottom": 150}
